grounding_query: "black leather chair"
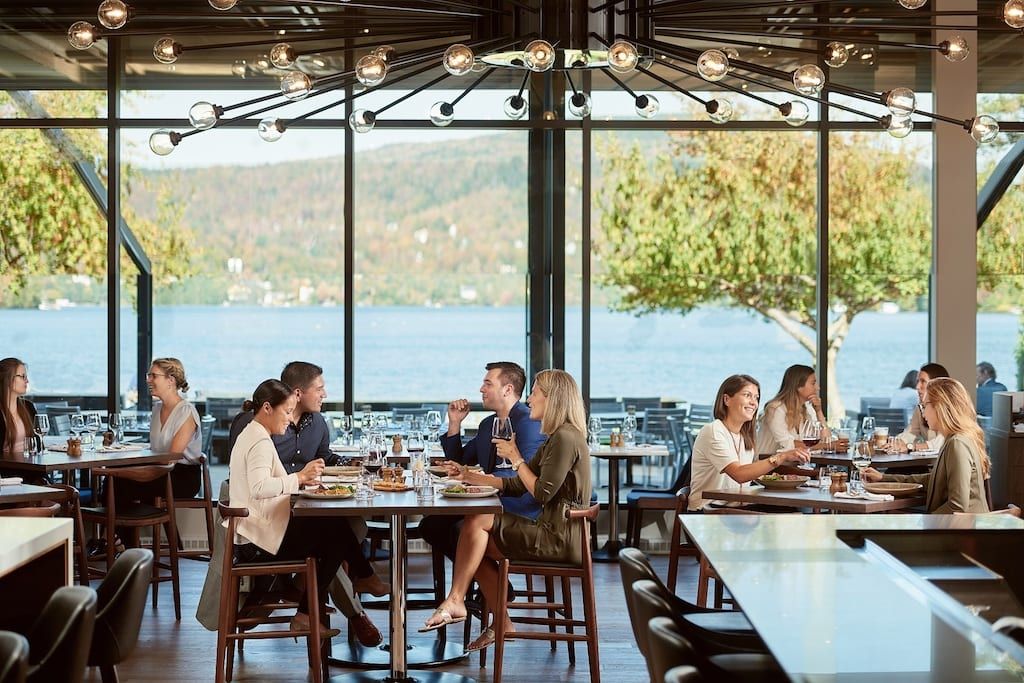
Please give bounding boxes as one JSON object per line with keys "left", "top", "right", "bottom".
{"left": 25, "top": 586, "right": 97, "bottom": 683}
{"left": 0, "top": 632, "right": 29, "bottom": 683}
{"left": 664, "top": 665, "right": 702, "bottom": 683}
{"left": 632, "top": 581, "right": 787, "bottom": 683}
{"left": 647, "top": 617, "right": 704, "bottom": 683}
{"left": 88, "top": 548, "right": 154, "bottom": 683}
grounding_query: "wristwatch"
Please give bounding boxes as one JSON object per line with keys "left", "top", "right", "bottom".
{"left": 512, "top": 459, "right": 525, "bottom": 471}
{"left": 768, "top": 454, "right": 781, "bottom": 468}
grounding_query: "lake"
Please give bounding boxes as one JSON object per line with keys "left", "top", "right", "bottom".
{"left": 0, "top": 305, "right": 1018, "bottom": 413}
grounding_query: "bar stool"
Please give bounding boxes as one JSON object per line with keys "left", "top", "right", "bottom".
{"left": 81, "top": 464, "right": 182, "bottom": 620}
{"left": 487, "top": 504, "right": 601, "bottom": 683}
{"left": 215, "top": 503, "right": 324, "bottom": 683}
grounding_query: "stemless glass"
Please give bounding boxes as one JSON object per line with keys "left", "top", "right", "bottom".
{"left": 492, "top": 416, "right": 514, "bottom": 469}
{"left": 33, "top": 414, "right": 50, "bottom": 453}
{"left": 85, "top": 413, "right": 101, "bottom": 450}
{"left": 851, "top": 440, "right": 873, "bottom": 492}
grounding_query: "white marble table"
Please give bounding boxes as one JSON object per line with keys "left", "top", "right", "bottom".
{"left": 682, "top": 514, "right": 1024, "bottom": 682}
{"left": 0, "top": 517, "right": 73, "bottom": 631}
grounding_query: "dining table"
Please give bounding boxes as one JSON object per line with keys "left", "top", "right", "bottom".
{"left": 0, "top": 517, "right": 74, "bottom": 631}
{"left": 292, "top": 484, "right": 502, "bottom": 683}
{"left": 0, "top": 441, "right": 181, "bottom": 479}
{"left": 702, "top": 482, "right": 926, "bottom": 513}
{"left": 0, "top": 482, "right": 69, "bottom": 506}
{"left": 589, "top": 443, "right": 670, "bottom": 562}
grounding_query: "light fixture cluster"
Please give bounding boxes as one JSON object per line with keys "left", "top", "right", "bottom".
{"left": 63, "top": 0, "right": 1017, "bottom": 155}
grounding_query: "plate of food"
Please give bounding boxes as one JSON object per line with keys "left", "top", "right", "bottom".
{"left": 440, "top": 484, "right": 499, "bottom": 498}
{"left": 372, "top": 480, "right": 412, "bottom": 492}
{"left": 324, "top": 465, "right": 363, "bottom": 477}
{"left": 300, "top": 484, "right": 355, "bottom": 499}
{"left": 755, "top": 474, "right": 810, "bottom": 490}
{"left": 864, "top": 482, "right": 924, "bottom": 497}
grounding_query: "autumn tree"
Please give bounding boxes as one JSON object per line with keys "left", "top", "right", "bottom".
{"left": 596, "top": 128, "right": 1020, "bottom": 414}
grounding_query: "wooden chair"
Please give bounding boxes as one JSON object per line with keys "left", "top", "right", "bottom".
{"left": 81, "top": 465, "right": 182, "bottom": 620}
{"left": 215, "top": 503, "right": 324, "bottom": 683}
{"left": 174, "top": 454, "right": 215, "bottom": 561}
{"left": 487, "top": 504, "right": 601, "bottom": 683}
{"left": 666, "top": 488, "right": 700, "bottom": 595}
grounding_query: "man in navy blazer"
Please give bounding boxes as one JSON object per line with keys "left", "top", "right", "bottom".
{"left": 418, "top": 361, "right": 546, "bottom": 562}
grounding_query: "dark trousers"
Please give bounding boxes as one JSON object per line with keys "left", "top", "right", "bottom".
{"left": 112, "top": 462, "right": 202, "bottom": 506}
{"left": 418, "top": 514, "right": 463, "bottom": 562}
{"left": 237, "top": 516, "right": 363, "bottom": 613}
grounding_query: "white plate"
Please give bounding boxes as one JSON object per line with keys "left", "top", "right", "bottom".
{"left": 441, "top": 486, "right": 498, "bottom": 498}
{"left": 300, "top": 487, "right": 355, "bottom": 499}
{"left": 320, "top": 475, "right": 359, "bottom": 484}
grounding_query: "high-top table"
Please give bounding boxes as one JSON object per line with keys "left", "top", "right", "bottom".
{"left": 0, "top": 517, "right": 73, "bottom": 632}
{"left": 293, "top": 487, "right": 502, "bottom": 683}
{"left": 589, "top": 444, "right": 670, "bottom": 562}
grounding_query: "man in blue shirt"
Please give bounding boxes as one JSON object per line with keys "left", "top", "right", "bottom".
{"left": 976, "top": 361, "right": 1008, "bottom": 417}
{"left": 418, "top": 362, "right": 546, "bottom": 562}
{"left": 228, "top": 361, "right": 386, "bottom": 646}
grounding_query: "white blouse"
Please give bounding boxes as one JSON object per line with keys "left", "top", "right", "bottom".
{"left": 151, "top": 399, "right": 203, "bottom": 465}
{"left": 688, "top": 419, "right": 756, "bottom": 511}
{"left": 755, "top": 401, "right": 817, "bottom": 455}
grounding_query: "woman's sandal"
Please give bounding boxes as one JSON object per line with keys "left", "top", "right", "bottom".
{"left": 464, "top": 627, "right": 497, "bottom": 653}
{"left": 418, "top": 607, "right": 467, "bottom": 633}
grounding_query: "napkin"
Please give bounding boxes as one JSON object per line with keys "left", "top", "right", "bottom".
{"left": 97, "top": 444, "right": 145, "bottom": 453}
{"left": 834, "top": 490, "right": 894, "bottom": 502}
{"left": 0, "top": 477, "right": 23, "bottom": 486}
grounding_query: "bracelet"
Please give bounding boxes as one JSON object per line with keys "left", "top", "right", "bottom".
{"left": 512, "top": 459, "right": 525, "bottom": 471}
{"left": 768, "top": 454, "right": 780, "bottom": 468}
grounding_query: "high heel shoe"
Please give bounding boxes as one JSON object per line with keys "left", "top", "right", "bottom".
{"left": 290, "top": 612, "right": 341, "bottom": 641}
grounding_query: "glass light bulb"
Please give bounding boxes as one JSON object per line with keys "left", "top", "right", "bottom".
{"left": 153, "top": 37, "right": 180, "bottom": 64}
{"left": 524, "top": 40, "right": 556, "bottom": 72}
{"left": 941, "top": 35, "right": 969, "bottom": 62}
{"left": 208, "top": 0, "right": 238, "bottom": 10}
{"left": 270, "top": 42, "right": 295, "bottom": 69}
{"left": 898, "top": 0, "right": 927, "bottom": 8}
{"left": 280, "top": 71, "right": 312, "bottom": 100}
{"left": 188, "top": 101, "right": 219, "bottom": 130}
{"left": 443, "top": 44, "right": 474, "bottom": 76}
{"left": 257, "top": 117, "right": 285, "bottom": 142}
{"left": 148, "top": 129, "right": 178, "bottom": 156}
{"left": 706, "top": 98, "right": 734, "bottom": 124}
{"left": 634, "top": 94, "right": 660, "bottom": 119}
{"left": 824, "top": 41, "right": 849, "bottom": 68}
{"left": 568, "top": 50, "right": 591, "bottom": 69}
{"left": 885, "top": 87, "right": 916, "bottom": 116}
{"left": 355, "top": 54, "right": 388, "bottom": 86}
{"left": 231, "top": 59, "right": 247, "bottom": 78}
{"left": 470, "top": 58, "right": 488, "bottom": 73}
{"left": 858, "top": 46, "right": 877, "bottom": 66}
{"left": 371, "top": 45, "right": 395, "bottom": 61}
{"left": 607, "top": 40, "right": 639, "bottom": 74}
{"left": 792, "top": 64, "right": 826, "bottom": 95}
{"left": 1005, "top": 0, "right": 1024, "bottom": 28}
{"left": 721, "top": 46, "right": 739, "bottom": 62}
{"left": 429, "top": 101, "right": 455, "bottom": 127}
{"left": 97, "top": 0, "right": 129, "bottom": 30}
{"left": 254, "top": 53, "right": 271, "bottom": 71}
{"left": 67, "top": 21, "right": 98, "bottom": 50}
{"left": 883, "top": 115, "right": 914, "bottom": 139}
{"left": 503, "top": 95, "right": 527, "bottom": 120}
{"left": 696, "top": 49, "right": 729, "bottom": 82}
{"left": 348, "top": 109, "right": 376, "bottom": 134}
{"left": 781, "top": 100, "right": 810, "bottom": 127}
{"left": 969, "top": 115, "right": 1000, "bottom": 144}
{"left": 568, "top": 92, "right": 592, "bottom": 118}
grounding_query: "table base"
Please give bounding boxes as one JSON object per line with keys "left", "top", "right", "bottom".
{"left": 328, "top": 640, "right": 468, "bottom": 669}
{"left": 591, "top": 539, "right": 624, "bottom": 563}
{"left": 328, "top": 671, "right": 479, "bottom": 683}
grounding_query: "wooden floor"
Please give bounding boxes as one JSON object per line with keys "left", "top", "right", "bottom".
{"left": 82, "top": 551, "right": 697, "bottom": 682}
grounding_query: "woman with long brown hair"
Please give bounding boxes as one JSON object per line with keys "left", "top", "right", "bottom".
{"left": 864, "top": 377, "right": 989, "bottom": 513}
{"left": 892, "top": 362, "right": 949, "bottom": 453}
{"left": 755, "top": 364, "right": 829, "bottom": 455}
{"left": 0, "top": 357, "right": 37, "bottom": 456}
{"left": 689, "top": 374, "right": 810, "bottom": 511}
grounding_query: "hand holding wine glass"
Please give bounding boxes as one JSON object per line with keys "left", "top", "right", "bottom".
{"left": 799, "top": 420, "right": 821, "bottom": 450}
{"left": 492, "top": 416, "right": 514, "bottom": 469}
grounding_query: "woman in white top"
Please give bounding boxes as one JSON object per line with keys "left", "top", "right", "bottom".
{"left": 229, "top": 379, "right": 368, "bottom": 636}
{"left": 115, "top": 358, "right": 203, "bottom": 506}
{"left": 755, "top": 364, "right": 829, "bottom": 455}
{"left": 689, "top": 374, "right": 810, "bottom": 511}
{"left": 891, "top": 362, "right": 948, "bottom": 453}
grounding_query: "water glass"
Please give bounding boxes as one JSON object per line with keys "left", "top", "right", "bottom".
{"left": 860, "top": 416, "right": 876, "bottom": 441}
{"left": 818, "top": 466, "right": 833, "bottom": 491}
{"left": 84, "top": 413, "right": 101, "bottom": 449}
{"left": 851, "top": 440, "right": 873, "bottom": 492}
{"left": 623, "top": 413, "right": 638, "bottom": 447}
{"left": 587, "top": 416, "right": 602, "bottom": 449}
{"left": 340, "top": 414, "right": 354, "bottom": 445}
{"left": 415, "top": 471, "right": 433, "bottom": 502}
{"left": 70, "top": 413, "right": 86, "bottom": 442}
{"left": 426, "top": 410, "right": 443, "bottom": 440}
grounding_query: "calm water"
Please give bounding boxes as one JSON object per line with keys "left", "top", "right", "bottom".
{"left": 0, "top": 305, "right": 1018, "bottom": 411}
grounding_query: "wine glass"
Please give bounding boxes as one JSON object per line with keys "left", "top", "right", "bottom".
{"left": 860, "top": 416, "right": 876, "bottom": 441}
{"left": 623, "top": 413, "right": 638, "bottom": 447}
{"left": 426, "top": 410, "right": 443, "bottom": 441}
{"left": 70, "top": 413, "right": 86, "bottom": 444}
{"left": 799, "top": 420, "right": 821, "bottom": 450}
{"left": 33, "top": 414, "right": 50, "bottom": 454}
{"left": 587, "top": 416, "right": 602, "bottom": 449}
{"left": 108, "top": 413, "right": 123, "bottom": 446}
{"left": 85, "top": 413, "right": 101, "bottom": 450}
{"left": 851, "top": 440, "right": 873, "bottom": 492}
{"left": 340, "top": 414, "right": 354, "bottom": 445}
{"left": 492, "top": 416, "right": 514, "bottom": 469}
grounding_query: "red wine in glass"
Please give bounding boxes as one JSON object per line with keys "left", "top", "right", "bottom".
{"left": 801, "top": 438, "right": 819, "bottom": 448}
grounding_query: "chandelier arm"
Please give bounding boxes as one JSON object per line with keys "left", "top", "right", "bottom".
{"left": 653, "top": 29, "right": 820, "bottom": 56}
{"left": 652, "top": 59, "right": 780, "bottom": 110}
{"left": 565, "top": 71, "right": 580, "bottom": 97}
{"left": 661, "top": 19, "right": 1007, "bottom": 33}
{"left": 299, "top": 30, "right": 469, "bottom": 56}
{"left": 634, "top": 65, "right": 709, "bottom": 106}
{"left": 639, "top": 0, "right": 846, "bottom": 18}
{"left": 603, "top": 69, "right": 638, "bottom": 98}
{"left": 373, "top": 71, "right": 452, "bottom": 116}
{"left": 515, "top": 70, "right": 531, "bottom": 98}
{"left": 450, "top": 68, "right": 496, "bottom": 106}
{"left": 221, "top": 91, "right": 292, "bottom": 114}
{"left": 269, "top": 0, "right": 489, "bottom": 19}
{"left": 657, "top": 26, "right": 947, "bottom": 52}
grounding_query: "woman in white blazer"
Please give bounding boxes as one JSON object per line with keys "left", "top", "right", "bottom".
{"left": 229, "top": 378, "right": 361, "bottom": 636}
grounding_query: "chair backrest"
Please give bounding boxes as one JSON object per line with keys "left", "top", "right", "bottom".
{"left": 667, "top": 417, "right": 694, "bottom": 491}
{"left": 648, "top": 617, "right": 702, "bottom": 683}
{"left": 630, "top": 581, "right": 684, "bottom": 683}
{"left": 619, "top": 548, "right": 665, "bottom": 658}
{"left": 88, "top": 548, "right": 154, "bottom": 668}
{"left": 866, "top": 406, "right": 906, "bottom": 432}
{"left": 859, "top": 396, "right": 890, "bottom": 414}
{"left": 26, "top": 586, "right": 97, "bottom": 683}
{"left": 588, "top": 398, "right": 624, "bottom": 414}
{"left": 644, "top": 408, "right": 689, "bottom": 445}
{"left": 0, "top": 502, "right": 61, "bottom": 518}
{"left": 623, "top": 397, "right": 662, "bottom": 412}
{"left": 217, "top": 502, "right": 249, "bottom": 576}
{"left": 687, "top": 404, "right": 714, "bottom": 432}
{"left": 0, "top": 631, "right": 28, "bottom": 683}
{"left": 50, "top": 415, "right": 71, "bottom": 437}
{"left": 391, "top": 407, "right": 429, "bottom": 419}
{"left": 44, "top": 406, "right": 82, "bottom": 418}
{"left": 200, "top": 415, "right": 216, "bottom": 455}
{"left": 664, "top": 665, "right": 703, "bottom": 683}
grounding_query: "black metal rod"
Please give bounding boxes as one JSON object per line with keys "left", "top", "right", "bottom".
{"left": 656, "top": 29, "right": 820, "bottom": 56}
{"left": 655, "top": 58, "right": 779, "bottom": 108}
{"left": 373, "top": 71, "right": 451, "bottom": 116}
{"left": 451, "top": 68, "right": 495, "bottom": 106}
{"left": 637, "top": 64, "right": 708, "bottom": 105}
{"left": 565, "top": 70, "right": 579, "bottom": 96}
{"left": 298, "top": 30, "right": 467, "bottom": 57}
{"left": 657, "top": 26, "right": 944, "bottom": 51}
{"left": 603, "top": 69, "right": 637, "bottom": 98}
{"left": 516, "top": 70, "right": 531, "bottom": 98}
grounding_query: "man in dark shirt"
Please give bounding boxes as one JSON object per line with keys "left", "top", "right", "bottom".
{"left": 976, "top": 361, "right": 1008, "bottom": 417}
{"left": 228, "top": 361, "right": 386, "bottom": 646}
{"left": 418, "top": 362, "right": 546, "bottom": 563}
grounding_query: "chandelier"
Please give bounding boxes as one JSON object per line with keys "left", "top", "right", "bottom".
{"left": 62, "top": 0, "right": 1022, "bottom": 155}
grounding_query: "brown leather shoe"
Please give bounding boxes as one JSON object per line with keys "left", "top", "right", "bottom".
{"left": 352, "top": 573, "right": 390, "bottom": 597}
{"left": 349, "top": 611, "right": 383, "bottom": 647}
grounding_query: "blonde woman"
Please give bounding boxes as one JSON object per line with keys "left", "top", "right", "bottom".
{"left": 863, "top": 377, "right": 990, "bottom": 513}
{"left": 420, "top": 370, "right": 591, "bottom": 653}
{"left": 755, "top": 364, "right": 829, "bottom": 454}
